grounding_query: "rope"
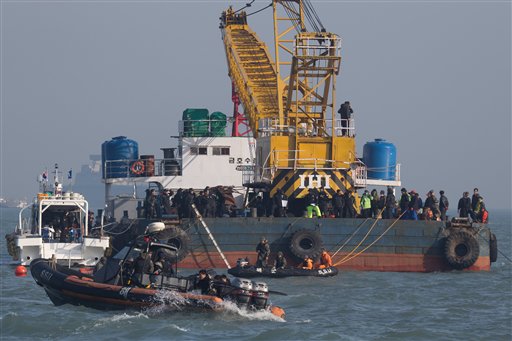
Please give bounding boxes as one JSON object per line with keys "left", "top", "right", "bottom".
{"left": 333, "top": 210, "right": 407, "bottom": 267}
{"left": 330, "top": 218, "right": 370, "bottom": 258}
{"left": 103, "top": 219, "right": 137, "bottom": 236}
{"left": 332, "top": 207, "right": 387, "bottom": 263}
{"left": 247, "top": 2, "right": 272, "bottom": 17}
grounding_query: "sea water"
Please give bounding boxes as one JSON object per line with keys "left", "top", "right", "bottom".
{"left": 1, "top": 207, "right": 510, "bottom": 340}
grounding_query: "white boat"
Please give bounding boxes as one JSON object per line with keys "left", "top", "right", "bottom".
{"left": 5, "top": 165, "right": 110, "bottom": 267}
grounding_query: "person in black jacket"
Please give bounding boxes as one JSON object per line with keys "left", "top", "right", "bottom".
{"left": 439, "top": 190, "right": 449, "bottom": 221}
{"left": 383, "top": 187, "right": 396, "bottom": 219}
{"left": 194, "top": 269, "right": 211, "bottom": 295}
{"left": 337, "top": 101, "right": 353, "bottom": 136}
{"left": 343, "top": 190, "right": 356, "bottom": 218}
{"left": 332, "top": 189, "right": 344, "bottom": 218}
{"left": 457, "top": 191, "right": 471, "bottom": 218}
{"left": 272, "top": 188, "right": 286, "bottom": 217}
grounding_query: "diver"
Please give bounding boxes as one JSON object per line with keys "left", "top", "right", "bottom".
{"left": 256, "top": 237, "right": 270, "bottom": 268}
{"left": 273, "top": 251, "right": 287, "bottom": 269}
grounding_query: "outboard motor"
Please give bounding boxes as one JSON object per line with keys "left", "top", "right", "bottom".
{"left": 250, "top": 281, "right": 269, "bottom": 310}
{"left": 230, "top": 277, "right": 253, "bottom": 308}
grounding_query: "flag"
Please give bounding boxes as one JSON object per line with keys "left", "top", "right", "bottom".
{"left": 68, "top": 169, "right": 72, "bottom": 179}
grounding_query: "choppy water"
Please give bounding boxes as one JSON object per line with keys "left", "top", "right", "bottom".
{"left": 1, "top": 207, "right": 511, "bottom": 340}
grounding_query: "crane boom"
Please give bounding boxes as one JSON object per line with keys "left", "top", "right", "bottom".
{"left": 221, "top": 1, "right": 359, "bottom": 213}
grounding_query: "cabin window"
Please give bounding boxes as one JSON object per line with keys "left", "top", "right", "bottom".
{"left": 212, "top": 147, "right": 230, "bottom": 156}
{"left": 190, "top": 146, "right": 207, "bottom": 155}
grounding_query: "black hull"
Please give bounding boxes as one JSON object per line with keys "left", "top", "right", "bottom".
{"left": 29, "top": 258, "right": 221, "bottom": 311}
{"left": 228, "top": 266, "right": 338, "bottom": 278}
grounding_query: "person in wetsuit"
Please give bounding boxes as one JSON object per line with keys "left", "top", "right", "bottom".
{"left": 273, "top": 251, "right": 287, "bottom": 269}
{"left": 256, "top": 237, "right": 271, "bottom": 268}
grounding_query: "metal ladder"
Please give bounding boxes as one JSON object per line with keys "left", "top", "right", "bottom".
{"left": 190, "top": 204, "right": 231, "bottom": 269}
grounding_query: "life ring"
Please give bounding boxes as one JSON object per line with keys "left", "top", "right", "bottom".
{"left": 489, "top": 233, "right": 498, "bottom": 263}
{"left": 153, "top": 227, "right": 190, "bottom": 262}
{"left": 130, "top": 160, "right": 145, "bottom": 176}
{"left": 289, "top": 229, "right": 323, "bottom": 260}
{"left": 444, "top": 230, "right": 480, "bottom": 270}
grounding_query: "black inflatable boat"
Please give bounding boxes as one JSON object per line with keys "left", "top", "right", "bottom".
{"left": 228, "top": 265, "right": 338, "bottom": 278}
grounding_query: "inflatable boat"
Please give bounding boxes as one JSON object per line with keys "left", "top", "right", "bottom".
{"left": 30, "top": 231, "right": 285, "bottom": 318}
{"left": 228, "top": 265, "right": 338, "bottom": 278}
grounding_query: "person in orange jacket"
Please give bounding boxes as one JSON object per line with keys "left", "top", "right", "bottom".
{"left": 301, "top": 256, "right": 313, "bottom": 270}
{"left": 317, "top": 249, "right": 333, "bottom": 269}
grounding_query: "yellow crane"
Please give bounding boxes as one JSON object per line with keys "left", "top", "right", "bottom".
{"left": 221, "top": 1, "right": 359, "bottom": 212}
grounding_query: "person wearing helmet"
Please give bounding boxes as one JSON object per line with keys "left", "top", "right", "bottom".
{"left": 273, "top": 251, "right": 287, "bottom": 269}
{"left": 256, "top": 237, "right": 270, "bottom": 268}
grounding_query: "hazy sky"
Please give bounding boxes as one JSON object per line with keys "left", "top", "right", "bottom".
{"left": 1, "top": 1, "right": 511, "bottom": 209}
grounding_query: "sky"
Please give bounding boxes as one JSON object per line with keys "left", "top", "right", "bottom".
{"left": 1, "top": 0, "right": 511, "bottom": 209}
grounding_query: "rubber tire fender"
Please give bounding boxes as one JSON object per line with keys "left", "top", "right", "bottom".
{"left": 153, "top": 227, "right": 190, "bottom": 262}
{"left": 444, "top": 230, "right": 480, "bottom": 270}
{"left": 289, "top": 229, "right": 323, "bottom": 260}
{"left": 489, "top": 233, "right": 498, "bottom": 263}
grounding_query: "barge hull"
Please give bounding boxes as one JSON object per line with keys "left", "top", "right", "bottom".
{"left": 137, "top": 217, "right": 493, "bottom": 273}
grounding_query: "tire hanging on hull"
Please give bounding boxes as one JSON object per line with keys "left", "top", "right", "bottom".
{"left": 443, "top": 230, "right": 480, "bottom": 270}
{"left": 489, "top": 233, "right": 498, "bottom": 263}
{"left": 289, "top": 229, "right": 323, "bottom": 260}
{"left": 154, "top": 227, "right": 190, "bottom": 262}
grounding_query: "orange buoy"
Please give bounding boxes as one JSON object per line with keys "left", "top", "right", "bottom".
{"left": 15, "top": 265, "right": 27, "bottom": 277}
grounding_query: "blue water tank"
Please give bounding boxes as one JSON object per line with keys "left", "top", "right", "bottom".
{"left": 363, "top": 138, "right": 397, "bottom": 180}
{"left": 102, "top": 136, "right": 139, "bottom": 178}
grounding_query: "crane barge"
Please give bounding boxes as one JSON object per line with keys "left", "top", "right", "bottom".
{"left": 97, "top": 1, "right": 496, "bottom": 272}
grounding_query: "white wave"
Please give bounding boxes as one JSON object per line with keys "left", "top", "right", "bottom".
{"left": 91, "top": 312, "right": 148, "bottom": 328}
{"left": 216, "top": 300, "right": 285, "bottom": 322}
{"left": 0, "top": 312, "right": 19, "bottom": 320}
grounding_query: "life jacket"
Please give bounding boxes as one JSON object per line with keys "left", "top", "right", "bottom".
{"left": 320, "top": 252, "right": 333, "bottom": 267}
{"left": 361, "top": 195, "right": 372, "bottom": 210}
{"left": 482, "top": 209, "right": 489, "bottom": 223}
{"left": 302, "top": 258, "right": 313, "bottom": 270}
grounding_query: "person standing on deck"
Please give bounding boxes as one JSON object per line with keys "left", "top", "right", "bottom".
{"left": 332, "top": 189, "right": 345, "bottom": 218}
{"left": 305, "top": 188, "right": 322, "bottom": 218}
{"left": 360, "top": 190, "right": 372, "bottom": 218}
{"left": 457, "top": 192, "right": 471, "bottom": 218}
{"left": 439, "top": 190, "right": 449, "bottom": 221}
{"left": 272, "top": 188, "right": 286, "bottom": 217}
{"left": 337, "top": 101, "right": 353, "bottom": 136}
{"left": 383, "top": 187, "right": 396, "bottom": 219}
{"left": 343, "top": 190, "right": 356, "bottom": 218}
{"left": 399, "top": 188, "right": 411, "bottom": 218}
{"left": 471, "top": 188, "right": 480, "bottom": 212}
{"left": 370, "top": 189, "right": 379, "bottom": 218}
{"left": 407, "top": 190, "right": 421, "bottom": 220}
{"left": 256, "top": 237, "right": 271, "bottom": 268}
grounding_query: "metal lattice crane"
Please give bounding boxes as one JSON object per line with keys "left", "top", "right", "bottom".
{"left": 221, "top": 1, "right": 358, "bottom": 212}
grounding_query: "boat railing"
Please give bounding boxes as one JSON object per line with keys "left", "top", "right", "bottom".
{"left": 257, "top": 117, "right": 355, "bottom": 138}
{"left": 270, "top": 149, "right": 352, "bottom": 170}
{"left": 353, "top": 163, "right": 402, "bottom": 187}
{"left": 178, "top": 119, "right": 229, "bottom": 138}
{"left": 16, "top": 205, "right": 32, "bottom": 235}
{"left": 103, "top": 157, "right": 183, "bottom": 179}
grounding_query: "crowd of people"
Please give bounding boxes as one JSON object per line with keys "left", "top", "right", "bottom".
{"left": 139, "top": 184, "right": 488, "bottom": 224}
{"left": 300, "top": 186, "right": 488, "bottom": 223}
